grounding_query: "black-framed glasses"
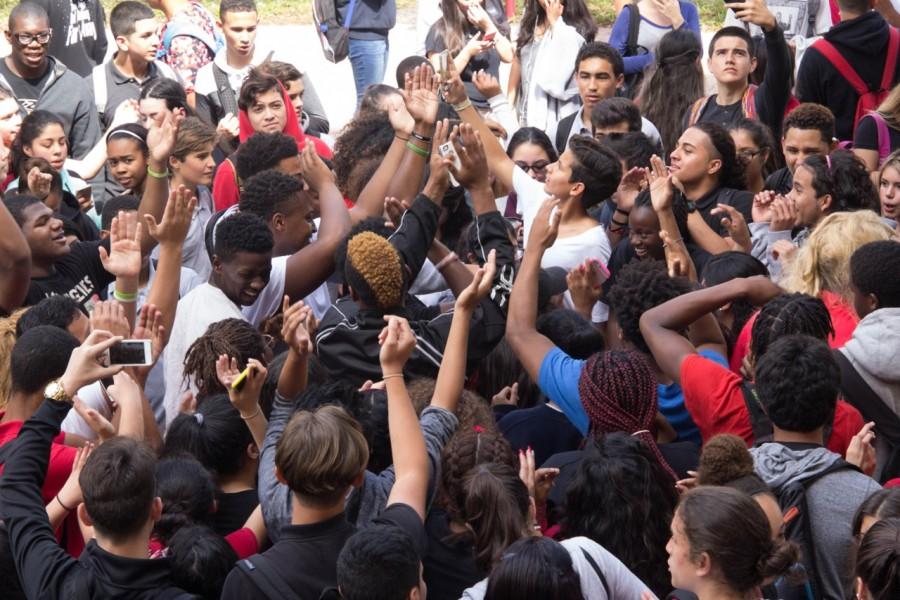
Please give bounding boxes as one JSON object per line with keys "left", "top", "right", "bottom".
{"left": 13, "top": 31, "right": 51, "bottom": 46}
{"left": 514, "top": 160, "right": 549, "bottom": 175}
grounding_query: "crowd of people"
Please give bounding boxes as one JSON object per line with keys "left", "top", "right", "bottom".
{"left": 0, "top": 0, "right": 900, "bottom": 598}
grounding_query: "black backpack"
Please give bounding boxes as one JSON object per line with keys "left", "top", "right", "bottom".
{"left": 619, "top": 4, "right": 648, "bottom": 99}
{"left": 313, "top": 0, "right": 357, "bottom": 63}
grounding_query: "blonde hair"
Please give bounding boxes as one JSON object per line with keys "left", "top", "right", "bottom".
{"left": 0, "top": 308, "right": 28, "bottom": 408}
{"left": 876, "top": 82, "right": 900, "bottom": 130}
{"left": 275, "top": 405, "right": 369, "bottom": 507}
{"left": 878, "top": 148, "right": 900, "bottom": 183}
{"left": 346, "top": 231, "right": 404, "bottom": 310}
{"left": 781, "top": 211, "right": 894, "bottom": 301}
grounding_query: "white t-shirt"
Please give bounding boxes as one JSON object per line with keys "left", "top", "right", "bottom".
{"left": 163, "top": 283, "right": 244, "bottom": 428}
{"left": 515, "top": 166, "right": 612, "bottom": 321}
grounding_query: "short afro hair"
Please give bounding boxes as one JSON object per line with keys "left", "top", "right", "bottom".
{"left": 345, "top": 231, "right": 404, "bottom": 310}
{"left": 750, "top": 292, "right": 833, "bottom": 362}
{"left": 782, "top": 103, "right": 835, "bottom": 143}
{"left": 337, "top": 524, "right": 421, "bottom": 600}
{"left": 235, "top": 133, "right": 299, "bottom": 181}
{"left": 537, "top": 308, "right": 605, "bottom": 359}
{"left": 11, "top": 325, "right": 79, "bottom": 394}
{"left": 3, "top": 194, "right": 43, "bottom": 227}
{"left": 567, "top": 135, "right": 623, "bottom": 209}
{"left": 239, "top": 169, "right": 304, "bottom": 222}
{"left": 755, "top": 335, "right": 840, "bottom": 433}
{"left": 607, "top": 261, "right": 693, "bottom": 355}
{"left": 16, "top": 296, "right": 83, "bottom": 338}
{"left": 213, "top": 212, "right": 273, "bottom": 261}
{"left": 101, "top": 195, "right": 141, "bottom": 231}
{"left": 851, "top": 240, "right": 900, "bottom": 309}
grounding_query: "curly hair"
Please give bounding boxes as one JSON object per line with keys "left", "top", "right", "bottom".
{"left": 783, "top": 103, "right": 835, "bottom": 142}
{"left": 239, "top": 169, "right": 304, "bottom": 222}
{"left": 213, "top": 212, "right": 274, "bottom": 261}
{"left": 562, "top": 433, "right": 678, "bottom": 597}
{"left": 578, "top": 350, "right": 677, "bottom": 480}
{"left": 234, "top": 132, "right": 299, "bottom": 181}
{"left": 691, "top": 122, "right": 746, "bottom": 191}
{"left": 345, "top": 231, "right": 404, "bottom": 310}
{"left": 332, "top": 111, "right": 395, "bottom": 198}
{"left": 799, "top": 150, "right": 878, "bottom": 214}
{"left": 182, "top": 318, "right": 268, "bottom": 400}
{"left": 606, "top": 260, "right": 692, "bottom": 355}
{"left": 696, "top": 434, "right": 755, "bottom": 486}
{"left": 750, "top": 292, "right": 833, "bottom": 362}
{"left": 851, "top": 240, "right": 900, "bottom": 309}
{"left": 568, "top": 135, "right": 623, "bottom": 209}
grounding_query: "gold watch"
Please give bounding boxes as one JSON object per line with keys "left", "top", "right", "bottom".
{"left": 44, "top": 379, "right": 71, "bottom": 403}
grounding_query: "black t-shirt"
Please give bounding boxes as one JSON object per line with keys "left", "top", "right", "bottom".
{"left": 24, "top": 238, "right": 113, "bottom": 309}
{"left": 0, "top": 60, "right": 51, "bottom": 113}
{"left": 212, "top": 489, "right": 259, "bottom": 537}
{"left": 425, "top": 24, "right": 501, "bottom": 108}
{"left": 692, "top": 96, "right": 744, "bottom": 130}
{"left": 423, "top": 508, "right": 484, "bottom": 600}
{"left": 854, "top": 113, "right": 900, "bottom": 153}
{"left": 372, "top": 502, "right": 427, "bottom": 556}
{"left": 764, "top": 166, "right": 793, "bottom": 196}
{"left": 498, "top": 403, "right": 584, "bottom": 467}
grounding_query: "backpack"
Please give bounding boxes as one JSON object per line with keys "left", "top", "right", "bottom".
{"left": 236, "top": 554, "right": 303, "bottom": 600}
{"left": 91, "top": 61, "right": 180, "bottom": 117}
{"left": 313, "top": 0, "right": 358, "bottom": 64}
{"left": 833, "top": 350, "right": 900, "bottom": 483}
{"left": 776, "top": 455, "right": 860, "bottom": 600}
{"left": 811, "top": 27, "right": 900, "bottom": 140}
{"left": 686, "top": 84, "right": 759, "bottom": 127}
{"left": 157, "top": 12, "right": 225, "bottom": 62}
{"left": 619, "top": 3, "right": 648, "bottom": 100}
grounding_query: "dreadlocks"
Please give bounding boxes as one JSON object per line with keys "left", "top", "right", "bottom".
{"left": 578, "top": 350, "right": 677, "bottom": 480}
{"left": 749, "top": 293, "right": 833, "bottom": 363}
{"left": 182, "top": 319, "right": 268, "bottom": 400}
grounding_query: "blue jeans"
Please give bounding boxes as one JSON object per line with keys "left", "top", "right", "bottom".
{"left": 349, "top": 37, "right": 389, "bottom": 105}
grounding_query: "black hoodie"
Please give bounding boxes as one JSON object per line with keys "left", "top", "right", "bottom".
{"left": 34, "top": 0, "right": 108, "bottom": 77}
{"left": 0, "top": 398, "right": 195, "bottom": 599}
{"left": 797, "top": 11, "right": 900, "bottom": 141}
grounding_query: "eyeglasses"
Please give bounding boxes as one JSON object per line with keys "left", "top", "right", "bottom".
{"left": 13, "top": 31, "right": 51, "bottom": 46}
{"left": 514, "top": 160, "right": 549, "bottom": 175}
{"left": 737, "top": 148, "right": 762, "bottom": 161}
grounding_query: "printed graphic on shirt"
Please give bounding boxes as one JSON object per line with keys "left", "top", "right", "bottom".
{"left": 66, "top": 2, "right": 99, "bottom": 48}
{"left": 17, "top": 97, "right": 38, "bottom": 113}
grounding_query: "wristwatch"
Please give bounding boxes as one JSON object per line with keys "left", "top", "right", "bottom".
{"left": 44, "top": 379, "right": 72, "bottom": 403}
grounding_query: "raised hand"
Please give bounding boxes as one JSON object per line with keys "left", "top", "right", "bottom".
{"left": 543, "top": 0, "right": 565, "bottom": 26}
{"left": 90, "top": 300, "right": 131, "bottom": 338}
{"left": 441, "top": 53, "right": 469, "bottom": 106}
{"left": 466, "top": 3, "right": 494, "bottom": 30}
{"left": 730, "top": 0, "right": 778, "bottom": 31}
{"left": 529, "top": 197, "right": 562, "bottom": 251}
{"left": 472, "top": 69, "right": 502, "bottom": 100}
{"left": 648, "top": 155, "right": 675, "bottom": 213}
{"left": 99, "top": 211, "right": 143, "bottom": 279}
{"left": 711, "top": 203, "right": 752, "bottom": 253}
{"left": 110, "top": 99, "right": 141, "bottom": 129}
{"left": 74, "top": 398, "right": 116, "bottom": 441}
{"left": 147, "top": 110, "right": 183, "bottom": 164}
{"left": 280, "top": 296, "right": 316, "bottom": 356}
{"left": 449, "top": 122, "right": 490, "bottom": 190}
{"left": 385, "top": 93, "right": 415, "bottom": 136}
{"left": 752, "top": 190, "right": 776, "bottom": 223}
{"left": 402, "top": 65, "right": 440, "bottom": 126}
{"left": 518, "top": 447, "right": 559, "bottom": 506}
{"left": 56, "top": 442, "right": 94, "bottom": 511}
{"left": 567, "top": 258, "right": 605, "bottom": 313}
{"left": 217, "top": 112, "right": 240, "bottom": 139}
{"left": 378, "top": 315, "right": 417, "bottom": 374}
{"left": 456, "top": 248, "right": 497, "bottom": 311}
{"left": 128, "top": 303, "right": 166, "bottom": 384}
{"left": 384, "top": 196, "right": 411, "bottom": 228}
{"left": 492, "top": 382, "right": 519, "bottom": 407}
{"left": 59, "top": 330, "right": 124, "bottom": 399}
{"left": 216, "top": 355, "right": 268, "bottom": 417}
{"left": 846, "top": 422, "right": 876, "bottom": 475}
{"left": 298, "top": 138, "right": 334, "bottom": 193}
{"left": 424, "top": 119, "right": 452, "bottom": 201}
{"left": 26, "top": 166, "right": 53, "bottom": 200}
{"left": 144, "top": 185, "right": 197, "bottom": 248}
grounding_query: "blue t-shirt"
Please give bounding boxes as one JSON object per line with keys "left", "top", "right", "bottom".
{"left": 537, "top": 347, "right": 727, "bottom": 444}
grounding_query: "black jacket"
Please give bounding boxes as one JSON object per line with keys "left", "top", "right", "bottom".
{"left": 797, "top": 12, "right": 900, "bottom": 141}
{"left": 315, "top": 194, "right": 515, "bottom": 387}
{"left": 764, "top": 166, "right": 793, "bottom": 195}
{"left": 0, "top": 399, "right": 194, "bottom": 599}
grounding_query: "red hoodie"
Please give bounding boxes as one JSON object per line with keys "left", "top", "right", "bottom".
{"left": 212, "top": 82, "right": 333, "bottom": 212}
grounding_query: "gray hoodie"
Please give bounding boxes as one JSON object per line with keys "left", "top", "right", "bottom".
{"left": 0, "top": 57, "right": 100, "bottom": 160}
{"left": 751, "top": 443, "right": 881, "bottom": 600}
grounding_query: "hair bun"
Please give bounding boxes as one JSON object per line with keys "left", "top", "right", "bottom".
{"left": 697, "top": 434, "right": 754, "bottom": 486}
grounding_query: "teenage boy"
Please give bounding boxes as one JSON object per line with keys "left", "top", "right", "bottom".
{"left": 257, "top": 60, "right": 331, "bottom": 139}
{"left": 0, "top": 2, "right": 100, "bottom": 159}
{"left": 749, "top": 335, "right": 880, "bottom": 599}
{"left": 0, "top": 329, "right": 192, "bottom": 598}
{"left": 685, "top": 0, "right": 791, "bottom": 139}
{"left": 839, "top": 240, "right": 900, "bottom": 479}
{"left": 91, "top": 2, "right": 180, "bottom": 129}
{"left": 548, "top": 42, "right": 660, "bottom": 154}
{"left": 223, "top": 314, "right": 430, "bottom": 598}
{"left": 797, "top": 0, "right": 900, "bottom": 141}
{"left": 763, "top": 102, "right": 836, "bottom": 195}
{"left": 194, "top": 0, "right": 260, "bottom": 128}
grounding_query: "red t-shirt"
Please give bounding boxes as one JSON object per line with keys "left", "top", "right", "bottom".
{"left": 681, "top": 354, "right": 864, "bottom": 456}
{"left": 0, "top": 415, "right": 84, "bottom": 556}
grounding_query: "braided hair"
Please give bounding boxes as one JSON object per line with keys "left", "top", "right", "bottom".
{"left": 578, "top": 350, "right": 677, "bottom": 480}
{"left": 749, "top": 293, "right": 833, "bottom": 363}
{"left": 439, "top": 428, "right": 516, "bottom": 520}
{"left": 182, "top": 318, "right": 267, "bottom": 400}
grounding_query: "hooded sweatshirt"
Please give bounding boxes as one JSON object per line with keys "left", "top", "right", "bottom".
{"left": 0, "top": 57, "right": 101, "bottom": 160}
{"left": 840, "top": 307, "right": 900, "bottom": 415}
{"left": 751, "top": 442, "right": 880, "bottom": 600}
{"left": 211, "top": 82, "right": 333, "bottom": 211}
{"left": 797, "top": 11, "right": 900, "bottom": 141}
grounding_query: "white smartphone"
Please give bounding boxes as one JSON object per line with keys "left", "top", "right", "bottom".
{"left": 105, "top": 340, "right": 153, "bottom": 367}
{"left": 437, "top": 50, "right": 450, "bottom": 80}
{"left": 439, "top": 141, "right": 462, "bottom": 170}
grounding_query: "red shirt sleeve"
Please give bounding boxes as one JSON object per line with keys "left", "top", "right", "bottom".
{"left": 730, "top": 311, "right": 757, "bottom": 374}
{"left": 212, "top": 160, "right": 240, "bottom": 212}
{"left": 226, "top": 527, "right": 259, "bottom": 559}
{"left": 827, "top": 400, "right": 865, "bottom": 458}
{"left": 681, "top": 354, "right": 755, "bottom": 445}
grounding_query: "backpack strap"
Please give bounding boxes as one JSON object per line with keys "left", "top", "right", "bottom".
{"left": 342, "top": 0, "right": 359, "bottom": 29}
{"left": 880, "top": 27, "right": 900, "bottom": 93}
{"left": 580, "top": 547, "right": 611, "bottom": 598}
{"left": 555, "top": 112, "right": 577, "bottom": 154}
{"left": 742, "top": 84, "right": 758, "bottom": 121}
{"left": 812, "top": 38, "right": 868, "bottom": 96}
{"left": 741, "top": 381, "right": 774, "bottom": 444}
{"left": 237, "top": 554, "right": 303, "bottom": 600}
{"left": 834, "top": 350, "right": 900, "bottom": 447}
{"left": 867, "top": 111, "right": 892, "bottom": 162}
{"left": 687, "top": 95, "right": 712, "bottom": 127}
{"left": 212, "top": 63, "right": 240, "bottom": 118}
{"left": 625, "top": 3, "right": 641, "bottom": 56}
{"left": 92, "top": 63, "right": 108, "bottom": 116}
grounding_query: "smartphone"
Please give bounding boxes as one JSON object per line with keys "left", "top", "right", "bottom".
{"left": 231, "top": 365, "right": 251, "bottom": 392}
{"left": 483, "top": 30, "right": 496, "bottom": 43}
{"left": 437, "top": 50, "right": 451, "bottom": 80}
{"left": 439, "top": 141, "right": 462, "bottom": 171}
{"left": 591, "top": 260, "right": 611, "bottom": 287}
{"left": 105, "top": 340, "right": 152, "bottom": 367}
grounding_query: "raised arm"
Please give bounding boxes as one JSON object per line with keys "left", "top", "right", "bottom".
{"left": 379, "top": 316, "right": 429, "bottom": 519}
{"left": 283, "top": 141, "right": 351, "bottom": 301}
{"left": 217, "top": 356, "right": 269, "bottom": 449}
{"left": 137, "top": 111, "right": 183, "bottom": 256}
{"left": 0, "top": 198, "right": 31, "bottom": 313}
{"left": 443, "top": 58, "right": 515, "bottom": 190}
{"left": 639, "top": 276, "right": 779, "bottom": 384}
{"left": 505, "top": 198, "right": 562, "bottom": 381}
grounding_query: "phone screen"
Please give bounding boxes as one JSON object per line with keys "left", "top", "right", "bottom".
{"left": 108, "top": 341, "right": 151, "bottom": 366}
